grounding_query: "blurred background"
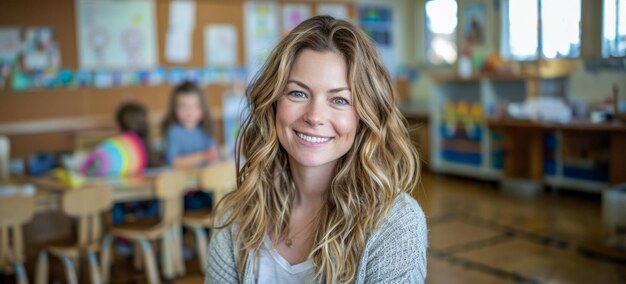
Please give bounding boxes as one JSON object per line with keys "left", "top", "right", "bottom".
{"left": 0, "top": 0, "right": 625, "bottom": 283}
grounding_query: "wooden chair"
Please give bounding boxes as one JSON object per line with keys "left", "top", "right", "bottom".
{"left": 0, "top": 194, "right": 35, "bottom": 284}
{"left": 100, "top": 170, "right": 187, "bottom": 284}
{"left": 0, "top": 135, "right": 10, "bottom": 181}
{"left": 182, "top": 161, "right": 237, "bottom": 273}
{"left": 35, "top": 186, "right": 113, "bottom": 284}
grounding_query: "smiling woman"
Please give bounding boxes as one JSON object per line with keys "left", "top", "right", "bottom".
{"left": 276, "top": 50, "right": 358, "bottom": 169}
{"left": 206, "top": 15, "right": 427, "bottom": 284}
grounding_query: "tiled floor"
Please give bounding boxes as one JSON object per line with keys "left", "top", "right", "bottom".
{"left": 418, "top": 173, "right": 626, "bottom": 284}
{"left": 109, "top": 172, "right": 626, "bottom": 283}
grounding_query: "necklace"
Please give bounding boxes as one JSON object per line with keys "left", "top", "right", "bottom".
{"left": 284, "top": 213, "right": 319, "bottom": 248}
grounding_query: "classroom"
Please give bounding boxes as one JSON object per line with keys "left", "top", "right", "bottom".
{"left": 1, "top": 0, "right": 625, "bottom": 283}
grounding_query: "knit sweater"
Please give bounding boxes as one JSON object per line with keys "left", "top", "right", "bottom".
{"left": 205, "top": 193, "right": 428, "bottom": 283}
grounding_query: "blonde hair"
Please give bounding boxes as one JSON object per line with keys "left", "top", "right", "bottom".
{"left": 214, "top": 15, "right": 419, "bottom": 283}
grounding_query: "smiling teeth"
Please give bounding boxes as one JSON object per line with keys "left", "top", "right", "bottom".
{"left": 298, "top": 133, "right": 330, "bottom": 143}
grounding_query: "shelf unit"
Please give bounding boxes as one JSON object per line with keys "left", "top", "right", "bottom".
{"left": 428, "top": 73, "right": 613, "bottom": 193}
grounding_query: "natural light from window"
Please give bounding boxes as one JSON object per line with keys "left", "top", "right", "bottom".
{"left": 507, "top": 0, "right": 538, "bottom": 59}
{"left": 425, "top": 0, "right": 458, "bottom": 64}
{"left": 603, "top": 0, "right": 626, "bottom": 57}
{"left": 504, "top": 0, "right": 581, "bottom": 60}
{"left": 541, "top": 0, "right": 581, "bottom": 58}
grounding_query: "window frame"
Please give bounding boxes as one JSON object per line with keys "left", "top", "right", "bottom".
{"left": 423, "top": 0, "right": 459, "bottom": 66}
{"left": 501, "top": 0, "right": 582, "bottom": 61}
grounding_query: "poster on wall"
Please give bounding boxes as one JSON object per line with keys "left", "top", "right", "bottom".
{"left": 244, "top": 2, "right": 279, "bottom": 82}
{"left": 0, "top": 27, "right": 21, "bottom": 86}
{"left": 22, "top": 27, "right": 61, "bottom": 71}
{"left": 165, "top": 0, "right": 195, "bottom": 63}
{"left": 281, "top": 4, "right": 311, "bottom": 34}
{"left": 317, "top": 4, "right": 350, "bottom": 21}
{"left": 0, "top": 28, "right": 21, "bottom": 64}
{"left": 462, "top": 3, "right": 486, "bottom": 47}
{"left": 75, "top": 0, "right": 158, "bottom": 70}
{"left": 359, "top": 5, "right": 395, "bottom": 77}
{"left": 204, "top": 24, "right": 237, "bottom": 67}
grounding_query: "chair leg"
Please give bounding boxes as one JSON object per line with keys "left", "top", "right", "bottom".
{"left": 100, "top": 234, "right": 114, "bottom": 283}
{"left": 87, "top": 251, "right": 103, "bottom": 284}
{"left": 192, "top": 227, "right": 208, "bottom": 274}
{"left": 15, "top": 262, "right": 28, "bottom": 284}
{"left": 133, "top": 242, "right": 143, "bottom": 271}
{"left": 61, "top": 256, "right": 79, "bottom": 284}
{"left": 161, "top": 230, "right": 175, "bottom": 280}
{"left": 138, "top": 239, "right": 160, "bottom": 284}
{"left": 172, "top": 225, "right": 186, "bottom": 276}
{"left": 35, "top": 251, "right": 48, "bottom": 284}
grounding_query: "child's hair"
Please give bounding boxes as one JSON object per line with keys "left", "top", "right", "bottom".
{"left": 116, "top": 101, "right": 149, "bottom": 140}
{"left": 161, "top": 81, "right": 215, "bottom": 137}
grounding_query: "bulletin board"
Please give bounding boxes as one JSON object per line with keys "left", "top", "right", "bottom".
{"left": 0, "top": 0, "right": 356, "bottom": 157}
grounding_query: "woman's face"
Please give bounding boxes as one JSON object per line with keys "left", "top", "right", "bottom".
{"left": 176, "top": 92, "right": 203, "bottom": 129}
{"left": 276, "top": 49, "right": 358, "bottom": 170}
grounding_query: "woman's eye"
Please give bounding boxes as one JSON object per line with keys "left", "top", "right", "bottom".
{"left": 288, "top": 91, "right": 307, "bottom": 99}
{"left": 331, "top": 97, "right": 349, "bottom": 106}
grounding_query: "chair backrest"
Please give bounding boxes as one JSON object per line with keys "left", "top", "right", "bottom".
{"left": 154, "top": 170, "right": 188, "bottom": 226}
{"left": 199, "top": 161, "right": 237, "bottom": 206}
{"left": 62, "top": 186, "right": 113, "bottom": 247}
{"left": 0, "top": 136, "right": 9, "bottom": 181}
{"left": 0, "top": 195, "right": 35, "bottom": 265}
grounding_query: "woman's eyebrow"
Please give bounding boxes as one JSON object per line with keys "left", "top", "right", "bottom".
{"left": 287, "top": 80, "right": 350, "bottom": 94}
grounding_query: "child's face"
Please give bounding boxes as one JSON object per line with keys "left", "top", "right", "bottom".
{"left": 176, "top": 92, "right": 203, "bottom": 129}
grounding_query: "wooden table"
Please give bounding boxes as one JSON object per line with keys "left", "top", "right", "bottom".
{"left": 4, "top": 168, "right": 202, "bottom": 279}
{"left": 9, "top": 168, "right": 200, "bottom": 213}
{"left": 488, "top": 118, "right": 626, "bottom": 187}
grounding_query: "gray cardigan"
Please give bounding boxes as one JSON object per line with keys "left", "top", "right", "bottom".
{"left": 205, "top": 193, "right": 428, "bottom": 283}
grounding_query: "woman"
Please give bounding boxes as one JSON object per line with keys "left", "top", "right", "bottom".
{"left": 206, "top": 15, "right": 427, "bottom": 283}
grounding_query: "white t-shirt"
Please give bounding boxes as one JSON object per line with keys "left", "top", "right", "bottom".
{"left": 255, "top": 235, "right": 315, "bottom": 283}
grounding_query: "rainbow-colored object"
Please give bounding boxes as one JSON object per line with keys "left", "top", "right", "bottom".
{"left": 80, "top": 132, "right": 147, "bottom": 176}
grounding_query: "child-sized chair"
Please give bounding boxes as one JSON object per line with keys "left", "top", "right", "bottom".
{"left": 182, "top": 161, "right": 237, "bottom": 273}
{"left": 0, "top": 194, "right": 35, "bottom": 284}
{"left": 100, "top": 170, "right": 187, "bottom": 284}
{"left": 35, "top": 186, "right": 113, "bottom": 284}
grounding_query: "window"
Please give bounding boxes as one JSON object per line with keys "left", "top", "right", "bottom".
{"left": 603, "top": 0, "right": 626, "bottom": 57}
{"left": 501, "top": 0, "right": 581, "bottom": 60}
{"left": 425, "top": 0, "right": 458, "bottom": 65}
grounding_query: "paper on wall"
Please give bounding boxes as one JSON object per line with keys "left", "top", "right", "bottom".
{"left": 165, "top": 0, "right": 196, "bottom": 63}
{"left": 244, "top": 2, "right": 279, "bottom": 82}
{"left": 0, "top": 27, "right": 21, "bottom": 63}
{"left": 204, "top": 24, "right": 237, "bottom": 67}
{"left": 281, "top": 4, "right": 310, "bottom": 34}
{"left": 317, "top": 4, "right": 349, "bottom": 20}
{"left": 165, "top": 28, "right": 193, "bottom": 63}
{"left": 169, "top": 0, "right": 196, "bottom": 31}
{"left": 76, "top": 0, "right": 158, "bottom": 69}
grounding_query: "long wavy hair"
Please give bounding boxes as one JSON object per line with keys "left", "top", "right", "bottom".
{"left": 214, "top": 15, "right": 420, "bottom": 283}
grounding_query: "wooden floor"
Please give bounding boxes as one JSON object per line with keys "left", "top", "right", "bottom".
{"left": 26, "top": 171, "right": 626, "bottom": 283}
{"left": 172, "top": 172, "right": 626, "bottom": 284}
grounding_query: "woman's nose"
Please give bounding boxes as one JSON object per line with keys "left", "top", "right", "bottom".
{"left": 303, "top": 100, "right": 326, "bottom": 126}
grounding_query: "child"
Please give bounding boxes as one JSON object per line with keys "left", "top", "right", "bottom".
{"left": 161, "top": 81, "right": 220, "bottom": 210}
{"left": 80, "top": 101, "right": 159, "bottom": 224}
{"left": 80, "top": 103, "right": 149, "bottom": 176}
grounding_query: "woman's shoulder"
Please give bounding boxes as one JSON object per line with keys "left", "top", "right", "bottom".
{"left": 372, "top": 193, "right": 427, "bottom": 242}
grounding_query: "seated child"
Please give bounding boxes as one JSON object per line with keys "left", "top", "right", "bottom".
{"left": 161, "top": 81, "right": 221, "bottom": 210}
{"left": 80, "top": 101, "right": 159, "bottom": 225}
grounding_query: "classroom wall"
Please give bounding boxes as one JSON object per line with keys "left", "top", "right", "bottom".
{"left": 403, "top": 0, "right": 626, "bottom": 105}
{"left": 0, "top": 0, "right": 356, "bottom": 158}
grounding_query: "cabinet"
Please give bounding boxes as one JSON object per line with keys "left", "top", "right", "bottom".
{"left": 429, "top": 74, "right": 533, "bottom": 181}
{"left": 428, "top": 73, "right": 615, "bottom": 192}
